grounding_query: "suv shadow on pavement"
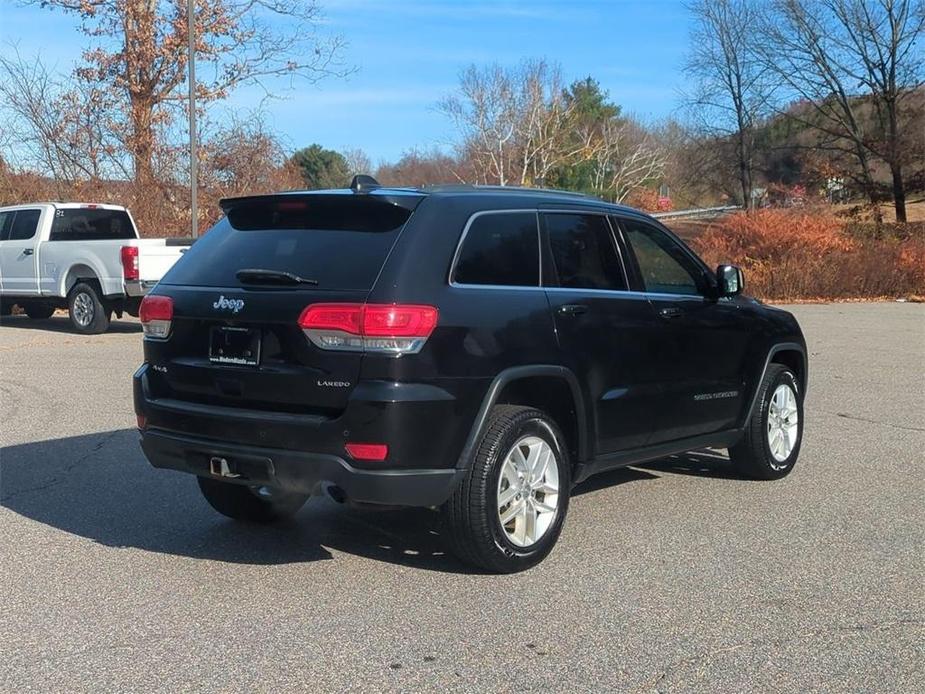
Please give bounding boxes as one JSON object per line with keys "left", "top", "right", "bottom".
{"left": 0, "top": 314, "right": 143, "bottom": 334}
{"left": 639, "top": 448, "right": 743, "bottom": 480}
{"left": 1, "top": 429, "right": 734, "bottom": 574}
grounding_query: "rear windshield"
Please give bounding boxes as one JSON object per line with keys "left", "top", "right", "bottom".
{"left": 160, "top": 197, "right": 413, "bottom": 290}
{"left": 50, "top": 208, "right": 135, "bottom": 241}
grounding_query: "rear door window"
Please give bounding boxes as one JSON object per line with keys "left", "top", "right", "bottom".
{"left": 50, "top": 209, "right": 135, "bottom": 241}
{"left": 543, "top": 213, "right": 627, "bottom": 290}
{"left": 452, "top": 211, "right": 540, "bottom": 287}
{"left": 160, "top": 196, "right": 414, "bottom": 290}
{"left": 8, "top": 209, "right": 41, "bottom": 241}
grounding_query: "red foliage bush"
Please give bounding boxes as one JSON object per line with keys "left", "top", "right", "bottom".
{"left": 689, "top": 208, "right": 925, "bottom": 301}
{"left": 625, "top": 188, "right": 660, "bottom": 212}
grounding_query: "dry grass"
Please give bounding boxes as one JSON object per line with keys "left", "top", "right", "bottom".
{"left": 687, "top": 208, "right": 925, "bottom": 302}
{"left": 831, "top": 198, "right": 925, "bottom": 223}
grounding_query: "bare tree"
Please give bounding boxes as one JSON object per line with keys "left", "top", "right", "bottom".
{"left": 375, "top": 149, "right": 470, "bottom": 187}
{"left": 200, "top": 115, "right": 297, "bottom": 195}
{"left": 510, "top": 61, "right": 595, "bottom": 185}
{"left": 342, "top": 148, "right": 372, "bottom": 177}
{"left": 0, "top": 49, "right": 128, "bottom": 194}
{"left": 441, "top": 61, "right": 597, "bottom": 186}
{"left": 758, "top": 0, "right": 924, "bottom": 221}
{"left": 826, "top": 0, "right": 924, "bottom": 222}
{"left": 590, "top": 119, "right": 667, "bottom": 202}
{"left": 683, "top": 0, "right": 772, "bottom": 210}
{"left": 758, "top": 0, "right": 878, "bottom": 215}
{"left": 29, "top": 0, "right": 349, "bottom": 188}
{"left": 439, "top": 64, "right": 518, "bottom": 185}
{"left": 440, "top": 62, "right": 667, "bottom": 199}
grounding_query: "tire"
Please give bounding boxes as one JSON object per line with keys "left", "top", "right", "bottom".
{"left": 442, "top": 405, "right": 571, "bottom": 573}
{"left": 23, "top": 303, "right": 55, "bottom": 320}
{"left": 729, "top": 364, "right": 803, "bottom": 480}
{"left": 68, "top": 282, "right": 110, "bottom": 334}
{"left": 197, "top": 477, "right": 309, "bottom": 523}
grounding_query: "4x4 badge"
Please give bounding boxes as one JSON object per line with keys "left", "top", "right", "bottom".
{"left": 213, "top": 295, "right": 245, "bottom": 313}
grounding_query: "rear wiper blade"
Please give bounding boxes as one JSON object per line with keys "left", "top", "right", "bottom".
{"left": 236, "top": 268, "right": 319, "bottom": 286}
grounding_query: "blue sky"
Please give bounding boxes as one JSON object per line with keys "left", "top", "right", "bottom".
{"left": 0, "top": 0, "right": 693, "bottom": 164}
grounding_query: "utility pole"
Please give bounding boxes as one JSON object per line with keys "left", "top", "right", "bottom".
{"left": 187, "top": 0, "right": 198, "bottom": 238}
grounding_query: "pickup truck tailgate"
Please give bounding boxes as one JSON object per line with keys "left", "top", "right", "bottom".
{"left": 136, "top": 240, "right": 192, "bottom": 283}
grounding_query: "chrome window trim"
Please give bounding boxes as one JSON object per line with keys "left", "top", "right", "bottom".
{"left": 448, "top": 206, "right": 707, "bottom": 301}
{"left": 448, "top": 209, "right": 542, "bottom": 289}
{"left": 546, "top": 287, "right": 705, "bottom": 301}
{"left": 448, "top": 282, "right": 704, "bottom": 302}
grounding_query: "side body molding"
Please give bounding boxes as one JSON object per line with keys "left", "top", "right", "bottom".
{"left": 456, "top": 365, "right": 588, "bottom": 469}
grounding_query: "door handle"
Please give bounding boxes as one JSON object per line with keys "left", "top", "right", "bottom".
{"left": 22, "top": 248, "right": 34, "bottom": 256}
{"left": 658, "top": 307, "right": 684, "bottom": 319}
{"left": 557, "top": 304, "right": 588, "bottom": 316}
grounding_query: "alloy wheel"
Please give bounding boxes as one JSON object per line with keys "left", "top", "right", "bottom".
{"left": 767, "top": 383, "right": 799, "bottom": 467}
{"left": 72, "top": 292, "right": 95, "bottom": 327}
{"left": 496, "top": 435, "right": 560, "bottom": 547}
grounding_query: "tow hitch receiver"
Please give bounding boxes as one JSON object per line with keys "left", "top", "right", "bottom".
{"left": 210, "top": 456, "right": 241, "bottom": 479}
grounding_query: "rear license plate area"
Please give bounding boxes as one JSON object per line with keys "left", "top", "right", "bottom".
{"left": 209, "top": 326, "right": 261, "bottom": 366}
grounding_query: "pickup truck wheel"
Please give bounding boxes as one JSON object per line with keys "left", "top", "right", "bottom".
{"left": 442, "top": 405, "right": 571, "bottom": 573}
{"left": 729, "top": 364, "right": 803, "bottom": 480}
{"left": 68, "top": 282, "right": 110, "bottom": 334}
{"left": 197, "top": 477, "right": 309, "bottom": 523}
{"left": 24, "top": 303, "right": 55, "bottom": 320}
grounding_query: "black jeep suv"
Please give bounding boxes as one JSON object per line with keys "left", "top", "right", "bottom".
{"left": 134, "top": 178, "right": 807, "bottom": 572}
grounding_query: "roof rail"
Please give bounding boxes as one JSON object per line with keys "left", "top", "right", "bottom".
{"left": 420, "top": 184, "right": 597, "bottom": 200}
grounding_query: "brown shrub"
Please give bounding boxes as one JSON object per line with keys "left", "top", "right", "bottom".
{"left": 690, "top": 208, "right": 925, "bottom": 301}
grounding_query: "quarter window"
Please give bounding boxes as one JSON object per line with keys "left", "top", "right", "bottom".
{"left": 544, "top": 213, "right": 626, "bottom": 290}
{"left": 453, "top": 212, "right": 539, "bottom": 287}
{"left": 621, "top": 219, "right": 705, "bottom": 296}
{"left": 8, "top": 209, "right": 40, "bottom": 241}
{"left": 0, "top": 212, "right": 14, "bottom": 241}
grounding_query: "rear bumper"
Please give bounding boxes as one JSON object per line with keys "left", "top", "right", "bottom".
{"left": 133, "top": 362, "right": 484, "bottom": 507}
{"left": 140, "top": 428, "right": 465, "bottom": 507}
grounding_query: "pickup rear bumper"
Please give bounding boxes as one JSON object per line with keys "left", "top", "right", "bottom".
{"left": 124, "top": 280, "right": 158, "bottom": 297}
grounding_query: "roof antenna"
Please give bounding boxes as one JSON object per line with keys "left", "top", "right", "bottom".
{"left": 350, "top": 174, "right": 381, "bottom": 193}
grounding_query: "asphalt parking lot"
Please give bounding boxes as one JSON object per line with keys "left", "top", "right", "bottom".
{"left": 1, "top": 302, "right": 922, "bottom": 692}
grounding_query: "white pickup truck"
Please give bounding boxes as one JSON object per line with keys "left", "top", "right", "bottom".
{"left": 0, "top": 202, "right": 192, "bottom": 333}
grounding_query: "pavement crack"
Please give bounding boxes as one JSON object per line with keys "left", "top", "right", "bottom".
{"left": 827, "top": 411, "right": 925, "bottom": 433}
{"left": 634, "top": 618, "right": 923, "bottom": 692}
{"left": 1, "top": 430, "right": 123, "bottom": 502}
{"left": 62, "top": 430, "right": 122, "bottom": 473}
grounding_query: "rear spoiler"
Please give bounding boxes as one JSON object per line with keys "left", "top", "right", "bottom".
{"left": 219, "top": 191, "right": 425, "bottom": 215}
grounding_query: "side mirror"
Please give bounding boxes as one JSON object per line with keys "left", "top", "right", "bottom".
{"left": 716, "top": 264, "right": 744, "bottom": 297}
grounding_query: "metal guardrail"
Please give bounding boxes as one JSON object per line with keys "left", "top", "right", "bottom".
{"left": 652, "top": 205, "right": 740, "bottom": 220}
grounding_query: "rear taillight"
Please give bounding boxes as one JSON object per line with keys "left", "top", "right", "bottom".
{"left": 139, "top": 295, "right": 173, "bottom": 339}
{"left": 298, "top": 303, "right": 438, "bottom": 355}
{"left": 121, "top": 246, "right": 139, "bottom": 281}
